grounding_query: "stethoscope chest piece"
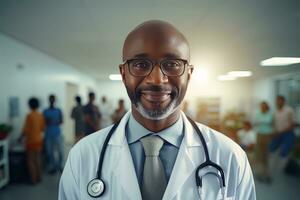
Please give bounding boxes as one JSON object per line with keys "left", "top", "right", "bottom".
{"left": 87, "top": 178, "right": 105, "bottom": 198}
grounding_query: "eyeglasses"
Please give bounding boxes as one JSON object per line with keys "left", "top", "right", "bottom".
{"left": 123, "top": 58, "right": 189, "bottom": 77}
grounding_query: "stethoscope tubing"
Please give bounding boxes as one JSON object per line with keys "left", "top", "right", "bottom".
{"left": 187, "top": 117, "right": 226, "bottom": 188}
{"left": 89, "top": 116, "right": 226, "bottom": 198}
{"left": 96, "top": 121, "right": 120, "bottom": 179}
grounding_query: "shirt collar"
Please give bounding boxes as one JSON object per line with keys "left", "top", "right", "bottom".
{"left": 126, "top": 114, "right": 184, "bottom": 148}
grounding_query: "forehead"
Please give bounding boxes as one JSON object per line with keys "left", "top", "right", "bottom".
{"left": 123, "top": 25, "right": 190, "bottom": 61}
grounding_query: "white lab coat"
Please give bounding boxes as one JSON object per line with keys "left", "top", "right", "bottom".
{"left": 59, "top": 111, "right": 256, "bottom": 200}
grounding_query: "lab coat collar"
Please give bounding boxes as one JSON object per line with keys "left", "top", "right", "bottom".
{"left": 127, "top": 113, "right": 184, "bottom": 148}
{"left": 107, "top": 110, "right": 211, "bottom": 200}
{"left": 108, "top": 110, "right": 210, "bottom": 146}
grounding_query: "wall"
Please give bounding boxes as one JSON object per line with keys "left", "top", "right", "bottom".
{"left": 187, "top": 76, "right": 254, "bottom": 118}
{"left": 0, "top": 33, "right": 97, "bottom": 143}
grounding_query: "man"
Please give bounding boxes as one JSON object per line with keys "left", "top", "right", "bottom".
{"left": 111, "top": 98, "right": 127, "bottom": 123}
{"left": 21, "top": 97, "right": 45, "bottom": 184}
{"left": 43, "top": 94, "right": 64, "bottom": 174}
{"left": 71, "top": 96, "right": 85, "bottom": 143}
{"left": 269, "top": 95, "right": 296, "bottom": 175}
{"left": 83, "top": 92, "right": 101, "bottom": 135}
{"left": 59, "top": 20, "right": 255, "bottom": 199}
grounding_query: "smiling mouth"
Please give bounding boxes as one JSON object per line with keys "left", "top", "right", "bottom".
{"left": 140, "top": 91, "right": 171, "bottom": 102}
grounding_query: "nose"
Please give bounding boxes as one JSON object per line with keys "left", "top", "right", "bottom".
{"left": 145, "top": 64, "right": 168, "bottom": 84}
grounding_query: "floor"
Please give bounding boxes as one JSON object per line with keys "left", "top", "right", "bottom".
{"left": 255, "top": 172, "right": 300, "bottom": 200}
{"left": 0, "top": 173, "right": 61, "bottom": 200}
{"left": 1, "top": 171, "right": 299, "bottom": 199}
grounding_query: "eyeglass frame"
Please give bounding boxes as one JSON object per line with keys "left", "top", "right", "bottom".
{"left": 121, "top": 58, "right": 192, "bottom": 77}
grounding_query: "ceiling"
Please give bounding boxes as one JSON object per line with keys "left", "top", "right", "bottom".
{"left": 0, "top": 0, "right": 300, "bottom": 81}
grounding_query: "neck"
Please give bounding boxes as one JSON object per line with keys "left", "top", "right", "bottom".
{"left": 132, "top": 106, "right": 181, "bottom": 132}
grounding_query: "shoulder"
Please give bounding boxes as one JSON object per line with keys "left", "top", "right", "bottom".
{"left": 198, "top": 122, "right": 241, "bottom": 148}
{"left": 68, "top": 125, "right": 113, "bottom": 158}
{"left": 195, "top": 123, "right": 252, "bottom": 183}
{"left": 285, "top": 105, "right": 295, "bottom": 113}
{"left": 83, "top": 104, "right": 91, "bottom": 111}
{"left": 195, "top": 122, "right": 246, "bottom": 163}
{"left": 26, "top": 112, "right": 33, "bottom": 120}
{"left": 35, "top": 111, "right": 43, "bottom": 117}
{"left": 55, "top": 108, "right": 62, "bottom": 113}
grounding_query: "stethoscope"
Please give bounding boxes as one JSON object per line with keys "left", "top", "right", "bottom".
{"left": 87, "top": 117, "right": 226, "bottom": 199}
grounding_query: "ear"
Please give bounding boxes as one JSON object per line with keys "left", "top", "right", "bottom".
{"left": 119, "top": 64, "right": 126, "bottom": 83}
{"left": 187, "top": 65, "right": 194, "bottom": 81}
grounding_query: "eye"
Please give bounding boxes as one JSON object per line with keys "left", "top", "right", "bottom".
{"left": 130, "top": 60, "right": 151, "bottom": 69}
{"left": 162, "top": 60, "right": 183, "bottom": 68}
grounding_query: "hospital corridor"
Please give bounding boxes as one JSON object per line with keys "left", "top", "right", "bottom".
{"left": 1, "top": 1, "right": 300, "bottom": 200}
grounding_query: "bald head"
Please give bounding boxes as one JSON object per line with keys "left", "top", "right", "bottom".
{"left": 122, "top": 20, "right": 190, "bottom": 62}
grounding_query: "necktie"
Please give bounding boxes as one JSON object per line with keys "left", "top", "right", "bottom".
{"left": 140, "top": 135, "right": 167, "bottom": 200}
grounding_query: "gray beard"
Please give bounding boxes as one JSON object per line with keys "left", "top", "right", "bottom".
{"left": 135, "top": 99, "right": 179, "bottom": 120}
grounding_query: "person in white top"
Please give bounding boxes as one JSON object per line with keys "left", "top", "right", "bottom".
{"left": 269, "top": 95, "right": 296, "bottom": 176}
{"left": 237, "top": 121, "right": 257, "bottom": 151}
{"left": 237, "top": 121, "right": 256, "bottom": 167}
{"left": 99, "top": 96, "right": 112, "bottom": 128}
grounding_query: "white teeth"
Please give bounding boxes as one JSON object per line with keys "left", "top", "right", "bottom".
{"left": 142, "top": 93, "right": 170, "bottom": 102}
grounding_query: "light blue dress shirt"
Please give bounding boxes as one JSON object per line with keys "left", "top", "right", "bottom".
{"left": 125, "top": 114, "right": 184, "bottom": 185}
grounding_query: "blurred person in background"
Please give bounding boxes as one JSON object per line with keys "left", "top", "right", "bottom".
{"left": 83, "top": 92, "right": 101, "bottom": 135}
{"left": 99, "top": 96, "right": 112, "bottom": 128}
{"left": 111, "top": 98, "right": 127, "bottom": 123}
{"left": 71, "top": 96, "right": 85, "bottom": 143}
{"left": 43, "top": 94, "right": 64, "bottom": 174}
{"left": 269, "top": 95, "right": 296, "bottom": 177}
{"left": 254, "top": 101, "right": 273, "bottom": 183}
{"left": 20, "top": 97, "right": 45, "bottom": 184}
{"left": 237, "top": 120, "right": 257, "bottom": 166}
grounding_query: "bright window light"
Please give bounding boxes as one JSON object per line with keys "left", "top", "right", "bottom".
{"left": 260, "top": 57, "right": 300, "bottom": 66}
{"left": 218, "top": 75, "right": 236, "bottom": 81}
{"left": 192, "top": 69, "right": 209, "bottom": 82}
{"left": 109, "top": 74, "right": 122, "bottom": 81}
{"left": 228, "top": 71, "right": 252, "bottom": 77}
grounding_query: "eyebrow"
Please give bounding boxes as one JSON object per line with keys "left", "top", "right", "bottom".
{"left": 163, "top": 53, "right": 181, "bottom": 59}
{"left": 133, "top": 53, "right": 149, "bottom": 58}
{"left": 132, "top": 53, "right": 181, "bottom": 59}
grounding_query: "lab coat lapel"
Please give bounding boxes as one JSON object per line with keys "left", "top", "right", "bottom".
{"left": 163, "top": 113, "right": 207, "bottom": 200}
{"left": 109, "top": 111, "right": 142, "bottom": 200}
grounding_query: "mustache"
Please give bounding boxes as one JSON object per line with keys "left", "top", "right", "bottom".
{"left": 128, "top": 84, "right": 179, "bottom": 107}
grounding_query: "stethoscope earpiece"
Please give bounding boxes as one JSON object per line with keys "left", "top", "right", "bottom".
{"left": 87, "top": 178, "right": 105, "bottom": 198}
